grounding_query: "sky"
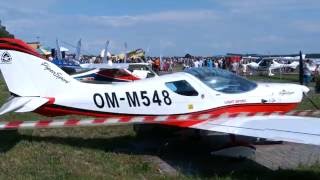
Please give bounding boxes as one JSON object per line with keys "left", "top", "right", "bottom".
{"left": 1, "top": 0, "right": 320, "bottom": 56}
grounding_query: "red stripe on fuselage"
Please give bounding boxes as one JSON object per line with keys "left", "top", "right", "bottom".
{"left": 0, "top": 38, "right": 42, "bottom": 58}
{"left": 164, "top": 103, "right": 298, "bottom": 127}
{"left": 35, "top": 102, "right": 298, "bottom": 128}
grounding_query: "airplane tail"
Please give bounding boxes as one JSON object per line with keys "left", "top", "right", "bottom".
{"left": 75, "top": 39, "right": 82, "bottom": 61}
{"left": 102, "top": 40, "right": 110, "bottom": 64}
{"left": 56, "top": 38, "right": 62, "bottom": 59}
{"left": 0, "top": 38, "right": 78, "bottom": 98}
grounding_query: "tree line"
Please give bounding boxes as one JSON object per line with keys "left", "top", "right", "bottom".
{"left": 0, "top": 21, "right": 14, "bottom": 38}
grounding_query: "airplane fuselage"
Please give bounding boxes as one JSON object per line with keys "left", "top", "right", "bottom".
{"left": 36, "top": 70, "right": 306, "bottom": 117}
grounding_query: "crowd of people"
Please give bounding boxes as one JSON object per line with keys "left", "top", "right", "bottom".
{"left": 145, "top": 56, "right": 320, "bottom": 87}
{"left": 146, "top": 56, "right": 245, "bottom": 74}
{"left": 48, "top": 51, "right": 320, "bottom": 87}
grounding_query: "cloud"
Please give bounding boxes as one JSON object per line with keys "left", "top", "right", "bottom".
{"left": 138, "top": 10, "right": 218, "bottom": 22}
{"left": 292, "top": 21, "right": 320, "bottom": 33}
{"left": 81, "top": 10, "right": 218, "bottom": 27}
{"left": 214, "top": 0, "right": 320, "bottom": 18}
{"left": 3, "top": 9, "right": 218, "bottom": 30}
{"left": 160, "top": 40, "right": 176, "bottom": 49}
{"left": 218, "top": 0, "right": 320, "bottom": 11}
{"left": 1, "top": 1, "right": 320, "bottom": 55}
{"left": 253, "top": 35, "right": 285, "bottom": 43}
{"left": 0, "top": 0, "right": 56, "bottom": 12}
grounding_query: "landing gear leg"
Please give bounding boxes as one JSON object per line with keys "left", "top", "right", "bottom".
{"left": 210, "top": 134, "right": 256, "bottom": 159}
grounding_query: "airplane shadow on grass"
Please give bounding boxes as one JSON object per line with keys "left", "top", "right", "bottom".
{"left": 0, "top": 129, "right": 320, "bottom": 180}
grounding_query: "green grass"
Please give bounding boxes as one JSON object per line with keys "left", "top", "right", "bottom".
{"left": 247, "top": 73, "right": 301, "bottom": 83}
{"left": 0, "top": 75, "right": 320, "bottom": 179}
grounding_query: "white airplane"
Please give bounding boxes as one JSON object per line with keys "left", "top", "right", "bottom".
{"left": 74, "top": 41, "right": 156, "bottom": 82}
{"left": 72, "top": 63, "right": 158, "bottom": 82}
{"left": 243, "top": 57, "right": 299, "bottom": 76}
{"left": 1, "top": 38, "right": 320, "bottom": 148}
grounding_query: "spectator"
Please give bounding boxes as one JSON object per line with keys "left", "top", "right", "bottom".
{"left": 303, "top": 59, "right": 313, "bottom": 86}
{"left": 168, "top": 60, "right": 173, "bottom": 72}
{"left": 231, "top": 61, "right": 238, "bottom": 74}
{"left": 207, "top": 59, "right": 213, "bottom": 69}
{"left": 213, "top": 60, "right": 219, "bottom": 68}
{"left": 194, "top": 60, "right": 200, "bottom": 68}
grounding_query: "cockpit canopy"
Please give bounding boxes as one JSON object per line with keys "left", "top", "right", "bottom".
{"left": 185, "top": 67, "right": 257, "bottom": 93}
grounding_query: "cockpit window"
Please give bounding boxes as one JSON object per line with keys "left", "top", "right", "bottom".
{"left": 128, "top": 64, "right": 150, "bottom": 71}
{"left": 165, "top": 80, "right": 199, "bottom": 96}
{"left": 259, "top": 59, "right": 272, "bottom": 67}
{"left": 185, "top": 67, "right": 257, "bottom": 93}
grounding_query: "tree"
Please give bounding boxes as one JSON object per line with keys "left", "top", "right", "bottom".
{"left": 0, "top": 22, "right": 14, "bottom": 38}
{"left": 184, "top": 53, "right": 192, "bottom": 58}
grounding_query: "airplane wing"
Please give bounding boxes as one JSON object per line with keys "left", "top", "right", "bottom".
{"left": 80, "top": 63, "right": 129, "bottom": 69}
{"left": 0, "top": 96, "right": 49, "bottom": 115}
{"left": 191, "top": 115, "right": 320, "bottom": 145}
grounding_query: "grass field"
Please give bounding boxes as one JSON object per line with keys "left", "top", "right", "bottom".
{"left": 0, "top": 73, "right": 320, "bottom": 179}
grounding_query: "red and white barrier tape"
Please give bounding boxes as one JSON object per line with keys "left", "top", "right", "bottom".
{"left": 0, "top": 110, "right": 319, "bottom": 130}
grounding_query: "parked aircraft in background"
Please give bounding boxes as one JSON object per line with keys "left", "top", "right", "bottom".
{"left": 72, "top": 63, "right": 158, "bottom": 82}
{"left": 242, "top": 57, "right": 299, "bottom": 76}
{"left": 50, "top": 39, "right": 156, "bottom": 83}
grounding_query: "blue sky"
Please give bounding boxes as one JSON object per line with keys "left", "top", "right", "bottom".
{"left": 1, "top": 0, "right": 320, "bottom": 56}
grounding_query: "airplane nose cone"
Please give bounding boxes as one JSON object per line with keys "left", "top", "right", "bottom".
{"left": 299, "top": 85, "right": 310, "bottom": 93}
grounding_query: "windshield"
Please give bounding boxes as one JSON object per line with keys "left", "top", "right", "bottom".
{"left": 185, "top": 67, "right": 257, "bottom": 93}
